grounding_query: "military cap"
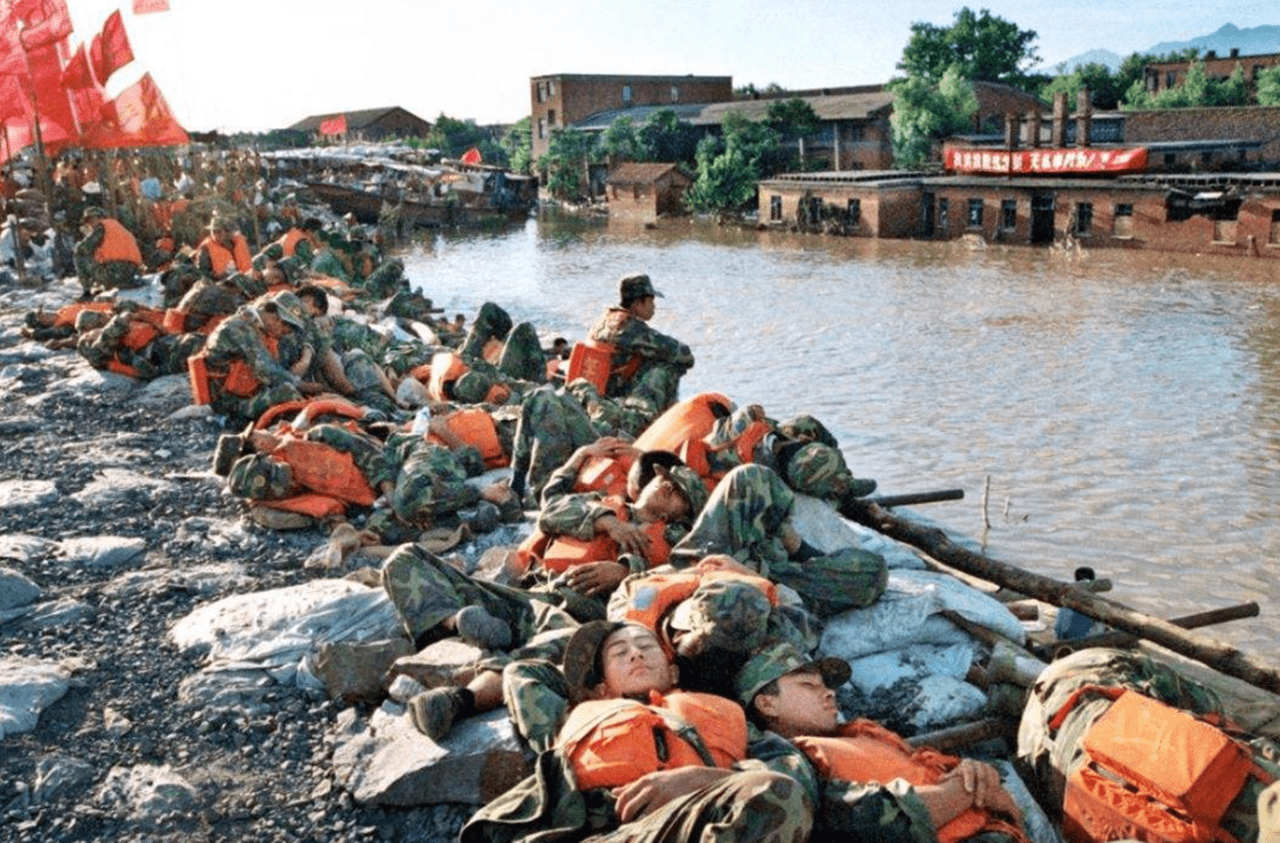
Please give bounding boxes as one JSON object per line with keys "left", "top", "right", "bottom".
{"left": 782, "top": 442, "right": 875, "bottom": 502}
{"left": 667, "top": 576, "right": 774, "bottom": 655}
{"left": 734, "top": 642, "right": 851, "bottom": 707}
{"left": 81, "top": 206, "right": 106, "bottom": 220}
{"left": 778, "top": 415, "right": 840, "bottom": 449}
{"left": 268, "top": 290, "right": 308, "bottom": 330}
{"left": 227, "top": 453, "right": 295, "bottom": 500}
{"left": 618, "top": 273, "right": 662, "bottom": 303}
{"left": 562, "top": 620, "right": 628, "bottom": 703}
{"left": 659, "top": 463, "right": 709, "bottom": 524}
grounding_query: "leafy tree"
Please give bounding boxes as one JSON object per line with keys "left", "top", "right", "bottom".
{"left": 501, "top": 117, "right": 532, "bottom": 173}
{"left": 424, "top": 113, "right": 488, "bottom": 159}
{"left": 536, "top": 128, "right": 596, "bottom": 201}
{"left": 1258, "top": 65, "right": 1280, "bottom": 106}
{"left": 638, "top": 108, "right": 700, "bottom": 164}
{"left": 1122, "top": 59, "right": 1252, "bottom": 110}
{"left": 684, "top": 111, "right": 780, "bottom": 214}
{"left": 766, "top": 98, "right": 821, "bottom": 169}
{"left": 1042, "top": 62, "right": 1126, "bottom": 110}
{"left": 598, "top": 116, "right": 647, "bottom": 162}
{"left": 735, "top": 82, "right": 787, "bottom": 98}
{"left": 888, "top": 68, "right": 978, "bottom": 169}
{"left": 898, "top": 7, "right": 1040, "bottom": 87}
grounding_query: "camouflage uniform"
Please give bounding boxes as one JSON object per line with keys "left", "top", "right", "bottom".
{"left": 380, "top": 542, "right": 577, "bottom": 653}
{"left": 461, "top": 302, "right": 547, "bottom": 384}
{"left": 565, "top": 379, "right": 650, "bottom": 439}
{"left": 671, "top": 464, "right": 886, "bottom": 617}
{"left": 201, "top": 305, "right": 304, "bottom": 424}
{"left": 226, "top": 423, "right": 391, "bottom": 503}
{"left": 508, "top": 385, "right": 600, "bottom": 505}
{"left": 1018, "top": 647, "right": 1280, "bottom": 842}
{"left": 77, "top": 312, "right": 204, "bottom": 379}
{"left": 362, "top": 434, "right": 482, "bottom": 541}
{"left": 310, "top": 245, "right": 352, "bottom": 284}
{"left": 587, "top": 306, "right": 693, "bottom": 417}
{"left": 358, "top": 257, "right": 407, "bottom": 301}
{"left": 73, "top": 219, "right": 142, "bottom": 295}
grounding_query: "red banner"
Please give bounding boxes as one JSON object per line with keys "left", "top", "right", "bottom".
{"left": 81, "top": 72, "right": 188, "bottom": 149}
{"left": 944, "top": 145, "right": 1149, "bottom": 176}
{"left": 319, "top": 114, "right": 346, "bottom": 135}
{"left": 90, "top": 9, "right": 134, "bottom": 84}
{"left": 61, "top": 42, "right": 95, "bottom": 89}
{"left": 61, "top": 44, "right": 108, "bottom": 134}
{"left": 460, "top": 146, "right": 482, "bottom": 165}
{"left": 9, "top": 0, "right": 73, "bottom": 51}
{"left": 132, "top": 0, "right": 170, "bottom": 12}
{"left": 24, "top": 40, "right": 75, "bottom": 145}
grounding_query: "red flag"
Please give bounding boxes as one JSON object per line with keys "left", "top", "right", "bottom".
{"left": 61, "top": 43, "right": 96, "bottom": 89}
{"left": 61, "top": 45, "right": 108, "bottom": 134}
{"left": 0, "top": 74, "right": 29, "bottom": 125}
{"left": 15, "top": 0, "right": 72, "bottom": 51}
{"left": 23, "top": 41, "right": 75, "bottom": 141}
{"left": 90, "top": 10, "right": 134, "bottom": 84}
{"left": 82, "top": 73, "right": 187, "bottom": 149}
{"left": 319, "top": 114, "right": 346, "bottom": 135}
{"left": 460, "top": 146, "right": 482, "bottom": 165}
{"left": 132, "top": 0, "right": 170, "bottom": 13}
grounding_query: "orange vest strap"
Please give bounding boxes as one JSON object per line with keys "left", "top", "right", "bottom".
{"left": 427, "top": 408, "right": 508, "bottom": 469}
{"left": 541, "top": 499, "right": 671, "bottom": 572}
{"left": 188, "top": 353, "right": 212, "bottom": 404}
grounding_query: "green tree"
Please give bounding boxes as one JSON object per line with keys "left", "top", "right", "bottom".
{"left": 638, "top": 108, "right": 700, "bottom": 164}
{"left": 766, "top": 97, "right": 821, "bottom": 170}
{"left": 598, "top": 116, "right": 647, "bottom": 162}
{"left": 898, "top": 7, "right": 1040, "bottom": 87}
{"left": 536, "top": 128, "right": 596, "bottom": 201}
{"left": 888, "top": 68, "right": 978, "bottom": 169}
{"left": 501, "top": 117, "right": 532, "bottom": 173}
{"left": 424, "top": 113, "right": 488, "bottom": 159}
{"left": 1042, "top": 62, "right": 1126, "bottom": 110}
{"left": 684, "top": 111, "right": 780, "bottom": 214}
{"left": 1258, "top": 65, "right": 1280, "bottom": 106}
{"left": 735, "top": 82, "right": 786, "bottom": 98}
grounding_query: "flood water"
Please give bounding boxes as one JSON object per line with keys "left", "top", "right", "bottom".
{"left": 397, "top": 213, "right": 1280, "bottom": 664}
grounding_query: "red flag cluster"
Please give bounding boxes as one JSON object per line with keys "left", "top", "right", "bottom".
{"left": 0, "top": 1, "right": 186, "bottom": 162}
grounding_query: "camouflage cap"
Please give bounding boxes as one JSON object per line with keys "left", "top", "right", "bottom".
{"left": 618, "top": 273, "right": 662, "bottom": 303}
{"left": 668, "top": 577, "right": 774, "bottom": 655}
{"left": 778, "top": 415, "right": 840, "bottom": 449}
{"left": 782, "top": 442, "right": 875, "bottom": 502}
{"left": 270, "top": 291, "right": 309, "bottom": 330}
{"left": 451, "top": 369, "right": 494, "bottom": 405}
{"left": 734, "top": 642, "right": 851, "bottom": 707}
{"left": 81, "top": 206, "right": 105, "bottom": 220}
{"left": 226, "top": 453, "right": 295, "bottom": 500}
{"left": 562, "top": 620, "right": 627, "bottom": 704}
{"left": 661, "top": 463, "right": 709, "bottom": 524}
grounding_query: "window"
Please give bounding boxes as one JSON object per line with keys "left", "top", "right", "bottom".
{"left": 1166, "top": 71, "right": 1177, "bottom": 87}
{"left": 1164, "top": 152, "right": 1176, "bottom": 167}
{"left": 1113, "top": 203, "right": 1134, "bottom": 238}
{"left": 770, "top": 195, "right": 782, "bottom": 222}
{"left": 1201, "top": 151, "right": 1213, "bottom": 165}
{"left": 847, "top": 198, "right": 861, "bottom": 225}
{"left": 847, "top": 125, "right": 865, "bottom": 142}
{"left": 547, "top": 109, "right": 556, "bottom": 128}
{"left": 671, "top": 85, "right": 679, "bottom": 103}
{"left": 535, "top": 82, "right": 545, "bottom": 103}
{"left": 805, "top": 196, "right": 823, "bottom": 225}
{"left": 967, "top": 198, "right": 984, "bottom": 228}
{"left": 1074, "top": 202, "right": 1093, "bottom": 236}
{"left": 537, "top": 117, "right": 546, "bottom": 139}
{"left": 999, "top": 199, "right": 1017, "bottom": 230}
{"left": 937, "top": 198, "right": 949, "bottom": 232}
{"left": 1270, "top": 209, "right": 1280, "bottom": 245}
{"left": 547, "top": 80, "right": 555, "bottom": 98}
{"left": 622, "top": 85, "right": 632, "bottom": 105}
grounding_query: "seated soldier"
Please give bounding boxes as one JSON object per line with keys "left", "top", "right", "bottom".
{"left": 586, "top": 272, "right": 694, "bottom": 419}
{"left": 460, "top": 621, "right": 812, "bottom": 843}
{"left": 739, "top": 643, "right": 1029, "bottom": 843}
{"left": 73, "top": 206, "right": 143, "bottom": 297}
{"left": 195, "top": 215, "right": 253, "bottom": 281}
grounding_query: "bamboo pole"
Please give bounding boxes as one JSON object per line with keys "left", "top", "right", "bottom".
{"left": 845, "top": 501, "right": 1280, "bottom": 695}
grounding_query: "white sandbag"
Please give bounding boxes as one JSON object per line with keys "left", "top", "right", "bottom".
{"left": 789, "top": 495, "right": 925, "bottom": 569}
{"left": 842, "top": 642, "right": 977, "bottom": 696}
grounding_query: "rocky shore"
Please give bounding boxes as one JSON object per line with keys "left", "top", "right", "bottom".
{"left": 0, "top": 279, "right": 479, "bottom": 842}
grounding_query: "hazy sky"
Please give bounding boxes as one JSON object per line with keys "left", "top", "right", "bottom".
{"left": 62, "top": 0, "right": 1280, "bottom": 132}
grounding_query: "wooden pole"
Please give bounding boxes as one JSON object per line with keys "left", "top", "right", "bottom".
{"left": 908, "top": 717, "right": 1006, "bottom": 752}
{"left": 1050, "top": 601, "right": 1261, "bottom": 656}
{"left": 845, "top": 501, "right": 1280, "bottom": 695}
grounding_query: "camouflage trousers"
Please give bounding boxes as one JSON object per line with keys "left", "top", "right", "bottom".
{"left": 509, "top": 385, "right": 599, "bottom": 506}
{"left": 461, "top": 302, "right": 546, "bottom": 384}
{"left": 607, "top": 361, "right": 684, "bottom": 420}
{"left": 340, "top": 348, "right": 398, "bottom": 416}
{"left": 380, "top": 543, "right": 577, "bottom": 649}
{"left": 76, "top": 259, "right": 141, "bottom": 295}
{"left": 212, "top": 381, "right": 304, "bottom": 428}
{"left": 583, "top": 769, "right": 811, "bottom": 843}
{"left": 389, "top": 438, "right": 481, "bottom": 527}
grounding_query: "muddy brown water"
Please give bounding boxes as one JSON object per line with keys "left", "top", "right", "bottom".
{"left": 398, "top": 213, "right": 1280, "bottom": 664}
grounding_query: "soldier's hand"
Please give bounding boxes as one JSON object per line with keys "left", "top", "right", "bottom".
{"left": 695, "top": 555, "right": 754, "bottom": 576}
{"left": 598, "top": 516, "right": 650, "bottom": 557}
{"left": 612, "top": 768, "right": 731, "bottom": 822}
{"left": 564, "top": 560, "right": 627, "bottom": 597}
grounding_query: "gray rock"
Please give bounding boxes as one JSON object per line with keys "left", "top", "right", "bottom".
{"left": 70, "top": 468, "right": 175, "bottom": 507}
{"left": 0, "top": 416, "right": 40, "bottom": 435}
{"left": 97, "top": 764, "right": 198, "bottom": 822}
{"left": 137, "top": 374, "right": 193, "bottom": 410}
{"left": 0, "top": 534, "right": 56, "bottom": 564}
{"left": 0, "top": 340, "right": 54, "bottom": 366}
{"left": 32, "top": 753, "right": 95, "bottom": 803}
{"left": 331, "top": 705, "right": 531, "bottom": 806}
{"left": 176, "top": 670, "right": 276, "bottom": 718}
{"left": 168, "top": 403, "right": 213, "bottom": 422}
{"left": 314, "top": 637, "right": 414, "bottom": 705}
{"left": 388, "top": 639, "right": 485, "bottom": 690}
{"left": 0, "top": 566, "right": 41, "bottom": 611}
{"left": 0, "top": 657, "right": 70, "bottom": 739}
{"left": 0, "top": 480, "right": 59, "bottom": 511}
{"left": 385, "top": 675, "right": 426, "bottom": 705}
{"left": 56, "top": 536, "right": 147, "bottom": 569}
{"left": 102, "top": 563, "right": 251, "bottom": 599}
{"left": 17, "top": 597, "right": 93, "bottom": 630}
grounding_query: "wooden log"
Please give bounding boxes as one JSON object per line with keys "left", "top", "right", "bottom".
{"left": 907, "top": 717, "right": 1006, "bottom": 752}
{"left": 1049, "top": 601, "right": 1261, "bottom": 657}
{"left": 846, "top": 501, "right": 1280, "bottom": 695}
{"left": 993, "top": 577, "right": 1111, "bottom": 603}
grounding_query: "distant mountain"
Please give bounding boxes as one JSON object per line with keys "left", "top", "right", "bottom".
{"left": 1147, "top": 23, "right": 1280, "bottom": 59}
{"left": 1052, "top": 49, "right": 1124, "bottom": 74}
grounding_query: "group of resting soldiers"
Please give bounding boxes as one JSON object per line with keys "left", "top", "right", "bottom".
{"left": 24, "top": 198, "right": 1280, "bottom": 842}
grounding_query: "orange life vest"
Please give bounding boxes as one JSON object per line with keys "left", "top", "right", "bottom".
{"left": 255, "top": 492, "right": 346, "bottom": 521}
{"left": 632, "top": 392, "right": 769, "bottom": 485}
{"left": 538, "top": 498, "right": 671, "bottom": 573}
{"left": 198, "top": 233, "right": 252, "bottom": 277}
{"left": 188, "top": 334, "right": 281, "bottom": 403}
{"left": 277, "top": 228, "right": 313, "bottom": 258}
{"left": 573, "top": 451, "right": 637, "bottom": 497}
{"left": 619, "top": 569, "right": 778, "bottom": 634}
{"left": 52, "top": 300, "right": 113, "bottom": 329}
{"left": 427, "top": 407, "right": 509, "bottom": 469}
{"left": 559, "top": 691, "right": 747, "bottom": 791}
{"left": 255, "top": 396, "right": 366, "bottom": 432}
{"left": 1055, "top": 688, "right": 1267, "bottom": 843}
{"left": 266, "top": 436, "right": 378, "bottom": 507}
{"left": 796, "top": 720, "right": 1030, "bottom": 843}
{"left": 94, "top": 218, "right": 143, "bottom": 265}
{"left": 565, "top": 339, "right": 640, "bottom": 395}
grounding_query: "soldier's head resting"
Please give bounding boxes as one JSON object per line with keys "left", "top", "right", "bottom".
{"left": 737, "top": 643, "right": 850, "bottom": 738}
{"left": 567, "top": 621, "right": 678, "bottom": 703}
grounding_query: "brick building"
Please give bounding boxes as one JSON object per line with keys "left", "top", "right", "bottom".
{"left": 1144, "top": 49, "right": 1280, "bottom": 96}
{"left": 529, "top": 74, "right": 733, "bottom": 162}
{"left": 1122, "top": 106, "right": 1280, "bottom": 166}
{"left": 605, "top": 162, "right": 694, "bottom": 222}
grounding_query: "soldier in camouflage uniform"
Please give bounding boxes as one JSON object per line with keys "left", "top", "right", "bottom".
{"left": 76, "top": 305, "right": 204, "bottom": 379}
{"left": 671, "top": 463, "right": 887, "bottom": 618}
{"left": 462, "top": 621, "right": 813, "bottom": 843}
{"left": 737, "top": 643, "right": 1029, "bottom": 843}
{"left": 73, "top": 206, "right": 143, "bottom": 297}
{"left": 251, "top": 217, "right": 322, "bottom": 280}
{"left": 587, "top": 273, "right": 694, "bottom": 418}
{"left": 460, "top": 301, "right": 548, "bottom": 385}
{"left": 201, "top": 294, "right": 311, "bottom": 424}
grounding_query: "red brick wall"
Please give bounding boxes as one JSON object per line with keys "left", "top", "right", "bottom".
{"left": 1124, "top": 107, "right": 1280, "bottom": 163}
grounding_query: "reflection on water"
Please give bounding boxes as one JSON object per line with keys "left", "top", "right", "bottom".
{"left": 398, "top": 214, "right": 1280, "bottom": 663}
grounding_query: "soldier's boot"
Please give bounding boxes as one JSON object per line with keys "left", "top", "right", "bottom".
{"left": 408, "top": 687, "right": 468, "bottom": 741}
{"left": 454, "top": 605, "right": 512, "bottom": 650}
